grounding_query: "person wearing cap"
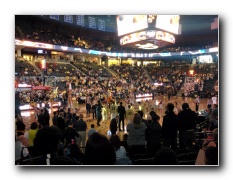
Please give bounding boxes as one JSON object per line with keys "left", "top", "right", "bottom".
{"left": 110, "top": 114, "right": 119, "bottom": 135}
{"left": 178, "top": 103, "right": 197, "bottom": 149}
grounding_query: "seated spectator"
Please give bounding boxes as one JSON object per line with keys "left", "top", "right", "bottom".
{"left": 110, "top": 134, "right": 127, "bottom": 159}
{"left": 84, "top": 132, "right": 116, "bottom": 165}
{"left": 202, "top": 128, "right": 218, "bottom": 150}
{"left": 121, "top": 133, "right": 129, "bottom": 153}
{"left": 29, "top": 126, "right": 79, "bottom": 165}
{"left": 210, "top": 108, "right": 218, "bottom": 131}
{"left": 66, "top": 143, "right": 85, "bottom": 164}
{"left": 15, "top": 114, "right": 26, "bottom": 136}
{"left": 110, "top": 134, "right": 131, "bottom": 165}
{"left": 204, "top": 146, "right": 218, "bottom": 165}
{"left": 15, "top": 135, "right": 29, "bottom": 164}
{"left": 154, "top": 147, "right": 178, "bottom": 165}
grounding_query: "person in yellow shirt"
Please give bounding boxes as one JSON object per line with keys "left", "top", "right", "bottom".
{"left": 102, "top": 104, "right": 108, "bottom": 123}
{"left": 24, "top": 122, "right": 39, "bottom": 146}
{"left": 110, "top": 101, "right": 117, "bottom": 120}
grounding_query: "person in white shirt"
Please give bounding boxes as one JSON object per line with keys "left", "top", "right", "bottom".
{"left": 195, "top": 96, "right": 200, "bottom": 112}
{"left": 125, "top": 104, "right": 134, "bottom": 125}
{"left": 110, "top": 134, "right": 127, "bottom": 159}
{"left": 15, "top": 135, "right": 29, "bottom": 164}
{"left": 212, "top": 95, "right": 217, "bottom": 107}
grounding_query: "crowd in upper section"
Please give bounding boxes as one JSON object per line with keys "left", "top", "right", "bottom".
{"left": 15, "top": 16, "right": 218, "bottom": 54}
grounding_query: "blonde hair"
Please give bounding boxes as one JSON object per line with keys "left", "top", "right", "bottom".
{"left": 133, "top": 113, "right": 142, "bottom": 129}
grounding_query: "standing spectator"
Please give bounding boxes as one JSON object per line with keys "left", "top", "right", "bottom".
{"left": 161, "top": 103, "right": 179, "bottom": 151}
{"left": 117, "top": 102, "right": 126, "bottom": 131}
{"left": 91, "top": 103, "right": 97, "bottom": 120}
{"left": 110, "top": 115, "right": 119, "bottom": 135}
{"left": 207, "top": 96, "right": 212, "bottom": 109}
{"left": 37, "top": 109, "right": 46, "bottom": 128}
{"left": 86, "top": 101, "right": 91, "bottom": 117}
{"left": 67, "top": 108, "right": 73, "bottom": 122}
{"left": 195, "top": 96, "right": 200, "bottom": 112}
{"left": 110, "top": 101, "right": 117, "bottom": 120}
{"left": 125, "top": 104, "right": 134, "bottom": 125}
{"left": 24, "top": 122, "right": 39, "bottom": 146}
{"left": 211, "top": 95, "right": 217, "bottom": 107}
{"left": 73, "top": 114, "right": 87, "bottom": 149}
{"left": 127, "top": 113, "right": 146, "bottom": 155}
{"left": 15, "top": 114, "right": 26, "bottom": 136}
{"left": 56, "top": 112, "right": 66, "bottom": 143}
{"left": 145, "top": 113, "right": 161, "bottom": 152}
{"left": 52, "top": 111, "right": 58, "bottom": 126}
{"left": 178, "top": 103, "right": 197, "bottom": 149}
{"left": 158, "top": 100, "right": 163, "bottom": 114}
{"left": 96, "top": 101, "right": 103, "bottom": 126}
{"left": 43, "top": 107, "right": 50, "bottom": 126}
{"left": 63, "top": 122, "right": 79, "bottom": 147}
{"left": 87, "top": 124, "right": 98, "bottom": 138}
{"left": 15, "top": 91, "right": 21, "bottom": 116}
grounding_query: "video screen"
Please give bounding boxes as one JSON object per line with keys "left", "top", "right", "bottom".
{"left": 120, "top": 31, "right": 147, "bottom": 45}
{"left": 116, "top": 15, "right": 148, "bottom": 36}
{"left": 155, "top": 15, "right": 180, "bottom": 34}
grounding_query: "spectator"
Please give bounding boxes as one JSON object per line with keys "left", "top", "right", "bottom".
{"left": 162, "top": 103, "right": 179, "bottom": 151}
{"left": 15, "top": 135, "right": 29, "bottom": 164}
{"left": 31, "top": 126, "right": 79, "bottom": 165}
{"left": 110, "top": 134, "right": 132, "bottom": 165}
{"left": 52, "top": 111, "right": 58, "bottom": 126}
{"left": 145, "top": 113, "right": 161, "bottom": 152}
{"left": 127, "top": 113, "right": 146, "bottom": 155}
{"left": 204, "top": 146, "right": 218, "bottom": 165}
{"left": 178, "top": 103, "right": 197, "bottom": 149}
{"left": 96, "top": 101, "right": 103, "bottom": 126}
{"left": 110, "top": 114, "right": 119, "bottom": 135}
{"left": 63, "top": 122, "right": 79, "bottom": 147}
{"left": 24, "top": 122, "right": 39, "bottom": 146}
{"left": 15, "top": 114, "right": 26, "bottom": 136}
{"left": 87, "top": 124, "right": 98, "bottom": 138}
{"left": 117, "top": 102, "right": 126, "bottom": 131}
{"left": 73, "top": 114, "right": 87, "bottom": 149}
{"left": 84, "top": 132, "right": 116, "bottom": 165}
{"left": 154, "top": 147, "right": 178, "bottom": 165}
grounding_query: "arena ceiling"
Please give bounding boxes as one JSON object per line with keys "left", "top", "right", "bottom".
{"left": 15, "top": 15, "right": 218, "bottom": 51}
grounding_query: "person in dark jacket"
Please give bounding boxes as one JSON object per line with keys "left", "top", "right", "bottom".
{"left": 145, "top": 113, "right": 162, "bottom": 152}
{"left": 178, "top": 103, "right": 197, "bottom": 149}
{"left": 56, "top": 112, "right": 66, "bottom": 143}
{"left": 110, "top": 115, "right": 119, "bottom": 135}
{"left": 117, "top": 102, "right": 126, "bottom": 131}
{"left": 63, "top": 122, "right": 79, "bottom": 147}
{"left": 43, "top": 107, "right": 50, "bottom": 126}
{"left": 96, "top": 101, "right": 103, "bottom": 126}
{"left": 162, "top": 103, "right": 179, "bottom": 151}
{"left": 91, "top": 103, "right": 97, "bottom": 120}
